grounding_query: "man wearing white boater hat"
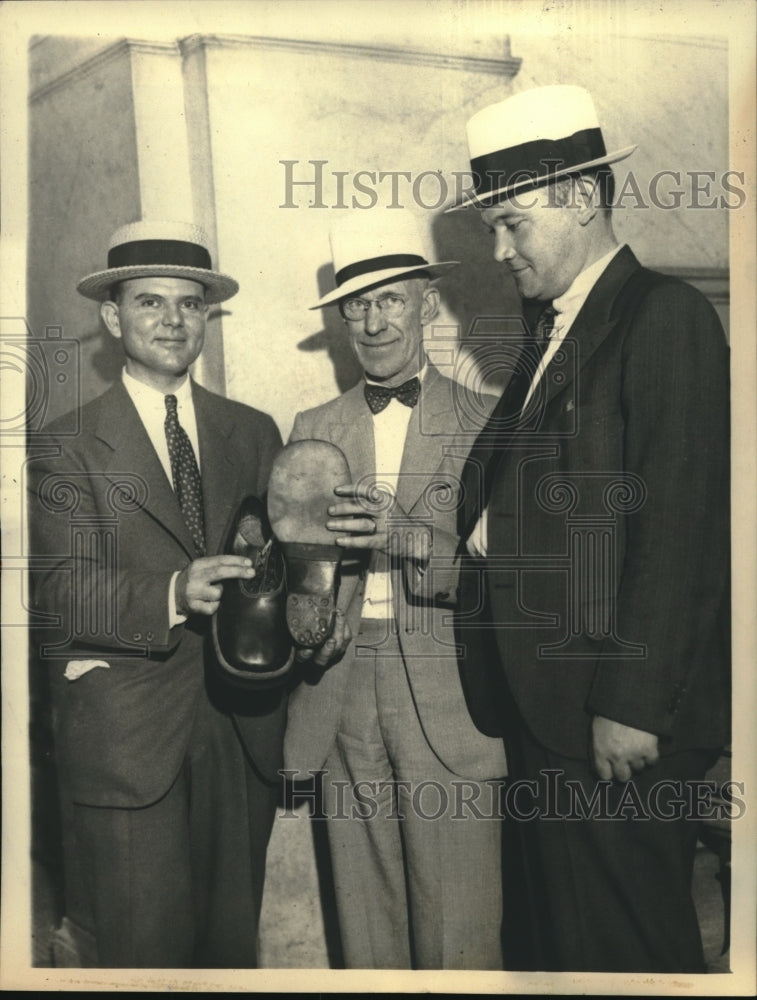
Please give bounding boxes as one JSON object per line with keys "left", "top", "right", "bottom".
{"left": 445, "top": 86, "right": 730, "bottom": 972}
{"left": 27, "top": 220, "right": 288, "bottom": 967}
{"left": 283, "top": 209, "right": 509, "bottom": 969}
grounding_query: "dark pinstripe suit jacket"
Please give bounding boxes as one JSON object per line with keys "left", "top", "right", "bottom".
{"left": 458, "top": 246, "right": 731, "bottom": 759}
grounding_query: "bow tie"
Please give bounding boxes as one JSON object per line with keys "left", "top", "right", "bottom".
{"left": 364, "top": 376, "right": 420, "bottom": 415}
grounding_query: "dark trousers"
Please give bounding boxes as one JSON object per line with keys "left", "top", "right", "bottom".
{"left": 71, "top": 693, "right": 279, "bottom": 968}
{"left": 506, "top": 715, "right": 716, "bottom": 973}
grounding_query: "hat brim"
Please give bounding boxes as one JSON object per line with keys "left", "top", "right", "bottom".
{"left": 310, "top": 261, "right": 459, "bottom": 309}
{"left": 76, "top": 265, "right": 239, "bottom": 304}
{"left": 444, "top": 145, "right": 637, "bottom": 213}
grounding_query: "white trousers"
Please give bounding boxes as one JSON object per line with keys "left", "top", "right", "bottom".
{"left": 322, "top": 624, "right": 504, "bottom": 970}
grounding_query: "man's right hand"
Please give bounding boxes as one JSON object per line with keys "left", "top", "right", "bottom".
{"left": 175, "top": 555, "right": 255, "bottom": 616}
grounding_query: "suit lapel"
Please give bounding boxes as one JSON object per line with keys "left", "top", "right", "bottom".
{"left": 328, "top": 383, "right": 375, "bottom": 486}
{"left": 94, "top": 382, "right": 197, "bottom": 557}
{"left": 396, "top": 365, "right": 454, "bottom": 514}
{"left": 192, "top": 382, "right": 241, "bottom": 555}
{"left": 542, "top": 245, "right": 641, "bottom": 409}
{"left": 326, "top": 368, "right": 460, "bottom": 512}
{"left": 484, "top": 246, "right": 642, "bottom": 437}
{"left": 460, "top": 247, "right": 643, "bottom": 536}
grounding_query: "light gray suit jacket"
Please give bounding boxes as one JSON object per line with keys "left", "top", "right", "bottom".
{"left": 283, "top": 363, "right": 507, "bottom": 781}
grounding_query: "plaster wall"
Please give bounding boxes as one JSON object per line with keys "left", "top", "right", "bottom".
{"left": 28, "top": 39, "right": 142, "bottom": 422}
{"left": 28, "top": 28, "right": 729, "bottom": 437}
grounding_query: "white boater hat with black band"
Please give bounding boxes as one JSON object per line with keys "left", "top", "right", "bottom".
{"left": 311, "top": 209, "right": 458, "bottom": 308}
{"left": 447, "top": 84, "right": 636, "bottom": 212}
{"left": 77, "top": 219, "right": 239, "bottom": 304}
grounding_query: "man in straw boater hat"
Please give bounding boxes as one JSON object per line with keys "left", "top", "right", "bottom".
{"left": 443, "top": 85, "right": 730, "bottom": 971}
{"left": 282, "top": 208, "right": 509, "bottom": 969}
{"left": 27, "top": 220, "right": 292, "bottom": 967}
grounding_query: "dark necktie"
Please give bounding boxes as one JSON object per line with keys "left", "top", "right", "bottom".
{"left": 489, "top": 302, "right": 557, "bottom": 432}
{"left": 464, "top": 302, "right": 558, "bottom": 522}
{"left": 364, "top": 376, "right": 420, "bottom": 415}
{"left": 533, "top": 303, "right": 558, "bottom": 345}
{"left": 164, "top": 393, "right": 206, "bottom": 556}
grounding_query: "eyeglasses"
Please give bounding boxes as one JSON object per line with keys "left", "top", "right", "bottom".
{"left": 341, "top": 292, "right": 406, "bottom": 322}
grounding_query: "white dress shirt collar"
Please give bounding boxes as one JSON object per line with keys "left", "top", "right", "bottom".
{"left": 552, "top": 243, "right": 624, "bottom": 334}
{"left": 122, "top": 368, "right": 193, "bottom": 409}
{"left": 121, "top": 368, "right": 200, "bottom": 478}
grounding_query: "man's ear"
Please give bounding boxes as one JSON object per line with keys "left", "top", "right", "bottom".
{"left": 420, "top": 285, "right": 440, "bottom": 325}
{"left": 100, "top": 300, "right": 122, "bottom": 339}
{"left": 573, "top": 176, "right": 600, "bottom": 226}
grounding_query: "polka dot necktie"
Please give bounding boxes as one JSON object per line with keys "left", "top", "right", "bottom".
{"left": 164, "top": 394, "right": 206, "bottom": 556}
{"left": 364, "top": 375, "right": 421, "bottom": 415}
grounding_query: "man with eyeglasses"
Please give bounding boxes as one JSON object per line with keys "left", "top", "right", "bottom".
{"left": 282, "top": 209, "right": 508, "bottom": 969}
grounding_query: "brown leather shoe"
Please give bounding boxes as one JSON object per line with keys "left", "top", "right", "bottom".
{"left": 211, "top": 494, "right": 294, "bottom": 685}
{"left": 267, "top": 440, "right": 351, "bottom": 648}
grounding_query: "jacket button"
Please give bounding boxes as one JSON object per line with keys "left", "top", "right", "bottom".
{"left": 667, "top": 690, "right": 683, "bottom": 712}
{"left": 146, "top": 631, "right": 154, "bottom": 641}
{"left": 133, "top": 632, "right": 142, "bottom": 641}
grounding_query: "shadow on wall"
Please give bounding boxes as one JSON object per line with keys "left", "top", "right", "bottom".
{"left": 431, "top": 204, "right": 523, "bottom": 348}
{"left": 31, "top": 322, "right": 125, "bottom": 427}
{"left": 297, "top": 262, "right": 364, "bottom": 395}
{"left": 89, "top": 324, "right": 126, "bottom": 386}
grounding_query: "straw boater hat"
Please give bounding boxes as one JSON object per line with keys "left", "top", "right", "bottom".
{"left": 447, "top": 84, "right": 636, "bottom": 212}
{"left": 311, "top": 209, "right": 458, "bottom": 308}
{"left": 76, "top": 220, "right": 239, "bottom": 304}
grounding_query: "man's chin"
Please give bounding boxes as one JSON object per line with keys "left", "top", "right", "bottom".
{"left": 510, "top": 272, "right": 535, "bottom": 298}
{"left": 362, "top": 364, "right": 397, "bottom": 383}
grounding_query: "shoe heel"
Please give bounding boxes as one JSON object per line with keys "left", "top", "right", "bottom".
{"left": 281, "top": 541, "right": 341, "bottom": 647}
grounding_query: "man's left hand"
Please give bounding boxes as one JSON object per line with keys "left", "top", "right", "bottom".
{"left": 326, "top": 482, "right": 431, "bottom": 560}
{"left": 295, "top": 608, "right": 352, "bottom": 668}
{"left": 591, "top": 716, "right": 660, "bottom": 782}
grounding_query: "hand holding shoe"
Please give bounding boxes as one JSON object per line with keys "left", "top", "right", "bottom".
{"left": 328, "top": 482, "right": 432, "bottom": 561}
{"left": 176, "top": 555, "right": 255, "bottom": 616}
{"left": 295, "top": 609, "right": 352, "bottom": 668}
{"left": 268, "top": 440, "right": 351, "bottom": 648}
{"left": 211, "top": 494, "right": 294, "bottom": 685}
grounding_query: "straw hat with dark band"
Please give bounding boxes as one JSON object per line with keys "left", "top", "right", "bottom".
{"left": 311, "top": 209, "right": 458, "bottom": 308}
{"left": 447, "top": 84, "right": 636, "bottom": 212}
{"left": 77, "top": 220, "right": 239, "bottom": 304}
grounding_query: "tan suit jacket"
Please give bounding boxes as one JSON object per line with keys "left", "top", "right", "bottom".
{"left": 283, "top": 363, "right": 507, "bottom": 781}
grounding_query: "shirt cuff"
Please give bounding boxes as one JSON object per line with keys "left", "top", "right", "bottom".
{"left": 466, "top": 506, "right": 488, "bottom": 557}
{"left": 412, "top": 523, "right": 433, "bottom": 575}
{"left": 169, "top": 571, "right": 187, "bottom": 628}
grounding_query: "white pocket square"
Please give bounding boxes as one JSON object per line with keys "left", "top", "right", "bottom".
{"left": 64, "top": 659, "right": 110, "bottom": 681}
